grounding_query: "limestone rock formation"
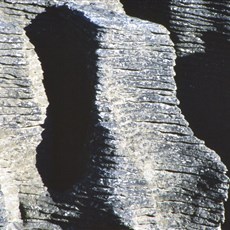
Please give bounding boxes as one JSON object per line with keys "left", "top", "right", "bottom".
{"left": 121, "top": 1, "right": 230, "bottom": 229}
{"left": 0, "top": 0, "right": 229, "bottom": 229}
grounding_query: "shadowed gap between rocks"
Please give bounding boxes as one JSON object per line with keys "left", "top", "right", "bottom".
{"left": 25, "top": 7, "right": 96, "bottom": 191}
{"left": 120, "top": 0, "right": 170, "bottom": 27}
{"left": 174, "top": 32, "right": 230, "bottom": 229}
{"left": 25, "top": 6, "right": 136, "bottom": 229}
{"left": 121, "top": 1, "right": 230, "bottom": 229}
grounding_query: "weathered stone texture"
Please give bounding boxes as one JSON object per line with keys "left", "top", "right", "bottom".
{"left": 0, "top": 0, "right": 229, "bottom": 229}
{"left": 122, "top": 0, "right": 230, "bottom": 229}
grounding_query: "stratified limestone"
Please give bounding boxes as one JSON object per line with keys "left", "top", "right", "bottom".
{"left": 0, "top": 0, "right": 228, "bottom": 229}
{"left": 122, "top": 0, "right": 230, "bottom": 229}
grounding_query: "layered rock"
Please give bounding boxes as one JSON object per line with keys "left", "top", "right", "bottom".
{"left": 0, "top": 0, "right": 229, "bottom": 229}
{"left": 122, "top": 0, "right": 230, "bottom": 229}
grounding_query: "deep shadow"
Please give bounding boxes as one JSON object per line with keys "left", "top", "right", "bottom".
{"left": 25, "top": 7, "right": 96, "bottom": 191}
{"left": 120, "top": 0, "right": 170, "bottom": 27}
{"left": 175, "top": 32, "right": 230, "bottom": 229}
{"left": 175, "top": 32, "right": 230, "bottom": 168}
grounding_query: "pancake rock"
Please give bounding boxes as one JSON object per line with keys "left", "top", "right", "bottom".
{"left": 0, "top": 0, "right": 229, "bottom": 229}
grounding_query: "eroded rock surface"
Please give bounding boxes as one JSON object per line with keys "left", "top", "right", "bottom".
{"left": 0, "top": 0, "right": 229, "bottom": 229}
{"left": 121, "top": 1, "right": 230, "bottom": 229}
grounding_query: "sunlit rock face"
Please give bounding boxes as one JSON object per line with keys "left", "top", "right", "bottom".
{"left": 0, "top": 0, "right": 229, "bottom": 229}
{"left": 122, "top": 0, "right": 230, "bottom": 229}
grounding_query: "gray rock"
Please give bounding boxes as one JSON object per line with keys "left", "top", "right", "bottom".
{"left": 122, "top": 1, "right": 230, "bottom": 229}
{"left": 0, "top": 0, "right": 229, "bottom": 229}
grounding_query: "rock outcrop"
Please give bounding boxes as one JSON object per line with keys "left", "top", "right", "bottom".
{"left": 0, "top": 0, "right": 229, "bottom": 229}
{"left": 121, "top": 1, "right": 230, "bottom": 229}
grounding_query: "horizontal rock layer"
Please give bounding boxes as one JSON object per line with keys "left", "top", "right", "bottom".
{"left": 0, "top": 0, "right": 229, "bottom": 229}
{"left": 121, "top": 0, "right": 230, "bottom": 229}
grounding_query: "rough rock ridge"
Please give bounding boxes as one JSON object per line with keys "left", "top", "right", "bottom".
{"left": 121, "top": 1, "right": 230, "bottom": 229}
{"left": 0, "top": 0, "right": 229, "bottom": 229}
